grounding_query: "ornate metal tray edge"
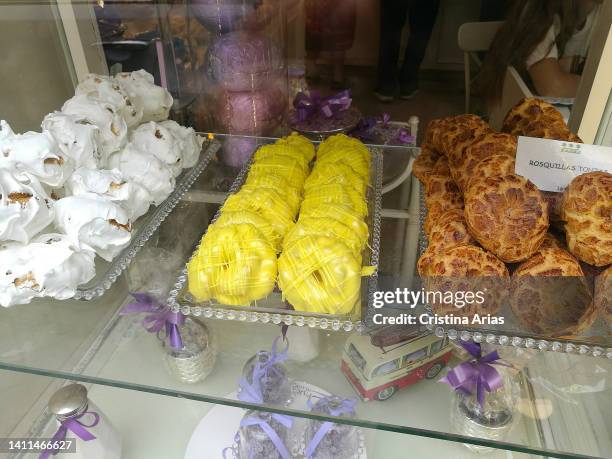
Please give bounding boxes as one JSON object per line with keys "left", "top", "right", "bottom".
{"left": 167, "top": 146, "right": 384, "bottom": 333}
{"left": 73, "top": 139, "right": 221, "bottom": 301}
{"left": 416, "top": 182, "right": 611, "bottom": 359}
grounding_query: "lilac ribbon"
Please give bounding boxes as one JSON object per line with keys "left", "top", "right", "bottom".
{"left": 305, "top": 396, "right": 357, "bottom": 459}
{"left": 239, "top": 413, "right": 293, "bottom": 459}
{"left": 120, "top": 292, "right": 185, "bottom": 350}
{"left": 440, "top": 341, "right": 509, "bottom": 407}
{"left": 351, "top": 113, "right": 415, "bottom": 145}
{"left": 238, "top": 337, "right": 288, "bottom": 404}
{"left": 293, "top": 90, "right": 352, "bottom": 121}
{"left": 39, "top": 411, "right": 100, "bottom": 459}
{"left": 394, "top": 128, "right": 415, "bottom": 145}
{"left": 351, "top": 116, "right": 377, "bottom": 142}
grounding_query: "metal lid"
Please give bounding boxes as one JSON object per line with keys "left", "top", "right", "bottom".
{"left": 48, "top": 384, "right": 88, "bottom": 418}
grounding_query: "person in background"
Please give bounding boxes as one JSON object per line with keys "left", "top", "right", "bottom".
{"left": 479, "top": 0, "right": 511, "bottom": 21}
{"left": 304, "top": 0, "right": 357, "bottom": 89}
{"left": 477, "top": 0, "right": 602, "bottom": 105}
{"left": 374, "top": 0, "right": 441, "bottom": 102}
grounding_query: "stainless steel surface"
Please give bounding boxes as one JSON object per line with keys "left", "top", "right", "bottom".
{"left": 48, "top": 383, "right": 88, "bottom": 418}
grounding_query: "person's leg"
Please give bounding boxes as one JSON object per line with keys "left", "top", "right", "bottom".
{"left": 331, "top": 50, "right": 346, "bottom": 89}
{"left": 304, "top": 0, "right": 323, "bottom": 83}
{"left": 375, "top": 0, "right": 409, "bottom": 101}
{"left": 329, "top": 0, "right": 356, "bottom": 89}
{"left": 306, "top": 50, "right": 321, "bottom": 83}
{"left": 399, "top": 0, "right": 440, "bottom": 98}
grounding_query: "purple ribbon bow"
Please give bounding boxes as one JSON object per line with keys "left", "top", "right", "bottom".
{"left": 39, "top": 411, "right": 100, "bottom": 459}
{"left": 239, "top": 413, "right": 293, "bottom": 459}
{"left": 120, "top": 292, "right": 185, "bottom": 350}
{"left": 293, "top": 90, "right": 352, "bottom": 121}
{"left": 238, "top": 337, "right": 288, "bottom": 404}
{"left": 351, "top": 116, "right": 378, "bottom": 142}
{"left": 395, "top": 128, "right": 415, "bottom": 144}
{"left": 350, "top": 113, "right": 415, "bottom": 145}
{"left": 305, "top": 396, "right": 357, "bottom": 458}
{"left": 440, "top": 341, "right": 509, "bottom": 407}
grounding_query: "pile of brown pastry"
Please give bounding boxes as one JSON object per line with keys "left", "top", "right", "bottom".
{"left": 415, "top": 98, "right": 611, "bottom": 337}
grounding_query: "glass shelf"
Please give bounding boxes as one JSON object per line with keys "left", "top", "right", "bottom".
{"left": 0, "top": 145, "right": 610, "bottom": 459}
{"left": 1, "top": 311, "right": 610, "bottom": 459}
{"left": 5, "top": 373, "right": 541, "bottom": 459}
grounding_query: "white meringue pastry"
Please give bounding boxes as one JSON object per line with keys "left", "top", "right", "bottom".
{"left": 130, "top": 121, "right": 182, "bottom": 169}
{"left": 62, "top": 94, "right": 128, "bottom": 160}
{"left": 0, "top": 170, "right": 54, "bottom": 243}
{"left": 66, "top": 167, "right": 152, "bottom": 220}
{"left": 76, "top": 73, "right": 143, "bottom": 127}
{"left": 0, "top": 128, "right": 72, "bottom": 187}
{"left": 115, "top": 70, "right": 173, "bottom": 122}
{"left": 159, "top": 120, "right": 204, "bottom": 169}
{"left": 107, "top": 143, "right": 175, "bottom": 205}
{"left": 0, "top": 120, "right": 14, "bottom": 141}
{"left": 0, "top": 233, "right": 95, "bottom": 307}
{"left": 54, "top": 194, "right": 132, "bottom": 261}
{"left": 42, "top": 112, "right": 103, "bottom": 169}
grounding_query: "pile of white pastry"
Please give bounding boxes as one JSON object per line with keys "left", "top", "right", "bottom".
{"left": 0, "top": 70, "right": 204, "bottom": 307}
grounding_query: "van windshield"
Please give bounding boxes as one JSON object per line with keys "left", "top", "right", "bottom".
{"left": 348, "top": 344, "right": 366, "bottom": 371}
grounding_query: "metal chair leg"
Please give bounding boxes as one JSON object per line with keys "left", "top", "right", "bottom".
{"left": 464, "top": 52, "right": 471, "bottom": 113}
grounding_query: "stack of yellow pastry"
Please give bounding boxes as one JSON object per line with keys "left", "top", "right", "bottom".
{"left": 187, "top": 133, "right": 313, "bottom": 305}
{"left": 278, "top": 134, "right": 374, "bottom": 315}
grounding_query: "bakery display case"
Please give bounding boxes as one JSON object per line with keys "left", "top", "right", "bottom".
{"left": 0, "top": 1, "right": 611, "bottom": 459}
{"left": 2, "top": 150, "right": 610, "bottom": 458}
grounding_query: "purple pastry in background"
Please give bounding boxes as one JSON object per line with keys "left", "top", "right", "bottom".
{"left": 189, "top": 0, "right": 259, "bottom": 34}
{"left": 215, "top": 86, "right": 285, "bottom": 136}
{"left": 204, "top": 31, "right": 283, "bottom": 92}
{"left": 221, "top": 136, "right": 258, "bottom": 168}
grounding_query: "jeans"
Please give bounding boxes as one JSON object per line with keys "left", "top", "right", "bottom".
{"left": 376, "top": 0, "right": 441, "bottom": 92}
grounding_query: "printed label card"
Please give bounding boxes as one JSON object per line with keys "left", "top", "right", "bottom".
{"left": 515, "top": 136, "right": 612, "bottom": 192}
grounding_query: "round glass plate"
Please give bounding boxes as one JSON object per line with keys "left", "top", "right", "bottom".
{"left": 184, "top": 381, "right": 366, "bottom": 459}
{"left": 289, "top": 107, "right": 362, "bottom": 139}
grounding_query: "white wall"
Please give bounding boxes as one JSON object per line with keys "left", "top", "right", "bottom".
{"left": 0, "top": 3, "right": 75, "bottom": 132}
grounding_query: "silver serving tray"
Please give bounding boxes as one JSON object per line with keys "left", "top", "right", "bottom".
{"left": 167, "top": 145, "right": 383, "bottom": 332}
{"left": 73, "top": 139, "right": 220, "bottom": 301}
{"left": 416, "top": 182, "right": 610, "bottom": 359}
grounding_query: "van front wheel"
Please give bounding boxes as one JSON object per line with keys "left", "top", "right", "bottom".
{"left": 425, "top": 362, "right": 444, "bottom": 379}
{"left": 376, "top": 386, "right": 396, "bottom": 401}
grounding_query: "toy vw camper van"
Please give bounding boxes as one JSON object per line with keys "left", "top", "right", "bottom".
{"left": 341, "top": 325, "right": 451, "bottom": 401}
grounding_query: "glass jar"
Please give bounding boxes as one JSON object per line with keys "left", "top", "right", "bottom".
{"left": 163, "top": 317, "right": 217, "bottom": 384}
{"left": 47, "top": 383, "right": 122, "bottom": 459}
{"left": 237, "top": 410, "right": 291, "bottom": 459}
{"left": 305, "top": 396, "right": 361, "bottom": 459}
{"left": 240, "top": 350, "right": 292, "bottom": 405}
{"left": 193, "top": 0, "right": 288, "bottom": 135}
{"left": 450, "top": 366, "right": 519, "bottom": 453}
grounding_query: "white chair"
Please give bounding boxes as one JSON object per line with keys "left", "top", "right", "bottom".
{"left": 457, "top": 21, "right": 504, "bottom": 113}
{"left": 488, "top": 65, "right": 534, "bottom": 130}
